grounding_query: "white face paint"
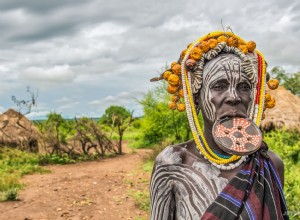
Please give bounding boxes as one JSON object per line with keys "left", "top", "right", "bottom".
{"left": 199, "top": 54, "right": 254, "bottom": 122}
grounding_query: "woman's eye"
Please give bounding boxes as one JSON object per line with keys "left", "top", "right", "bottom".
{"left": 238, "top": 83, "right": 251, "bottom": 91}
{"left": 212, "top": 83, "right": 226, "bottom": 90}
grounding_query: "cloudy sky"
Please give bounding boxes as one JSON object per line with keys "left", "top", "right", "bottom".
{"left": 0, "top": 0, "right": 299, "bottom": 119}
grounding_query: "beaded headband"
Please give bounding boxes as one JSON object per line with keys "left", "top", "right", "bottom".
{"left": 151, "top": 31, "right": 279, "bottom": 169}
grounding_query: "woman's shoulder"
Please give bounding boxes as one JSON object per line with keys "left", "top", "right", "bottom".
{"left": 154, "top": 141, "right": 192, "bottom": 166}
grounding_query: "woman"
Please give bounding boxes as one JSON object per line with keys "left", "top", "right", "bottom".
{"left": 150, "top": 31, "right": 288, "bottom": 220}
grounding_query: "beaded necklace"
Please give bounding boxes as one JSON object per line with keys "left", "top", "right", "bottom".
{"left": 151, "top": 31, "right": 276, "bottom": 170}
{"left": 180, "top": 32, "right": 265, "bottom": 170}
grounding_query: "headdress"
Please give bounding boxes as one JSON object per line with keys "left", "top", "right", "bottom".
{"left": 151, "top": 31, "right": 279, "bottom": 170}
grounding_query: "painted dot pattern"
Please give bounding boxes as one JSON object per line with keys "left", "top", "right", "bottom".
{"left": 214, "top": 118, "right": 261, "bottom": 153}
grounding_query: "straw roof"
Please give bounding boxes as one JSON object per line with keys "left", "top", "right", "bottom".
{"left": 0, "top": 109, "right": 41, "bottom": 151}
{"left": 261, "top": 86, "right": 300, "bottom": 132}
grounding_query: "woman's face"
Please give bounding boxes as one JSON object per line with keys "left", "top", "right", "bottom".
{"left": 199, "top": 54, "right": 253, "bottom": 124}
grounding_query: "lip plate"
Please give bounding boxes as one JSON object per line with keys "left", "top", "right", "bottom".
{"left": 212, "top": 117, "right": 262, "bottom": 156}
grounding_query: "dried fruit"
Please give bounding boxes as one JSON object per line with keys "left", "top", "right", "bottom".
{"left": 217, "top": 35, "right": 228, "bottom": 43}
{"left": 227, "top": 37, "right": 238, "bottom": 47}
{"left": 167, "top": 85, "right": 178, "bottom": 94}
{"left": 238, "top": 44, "right": 248, "bottom": 54}
{"left": 172, "top": 64, "right": 181, "bottom": 75}
{"left": 246, "top": 41, "right": 256, "bottom": 52}
{"left": 178, "top": 89, "right": 184, "bottom": 98}
{"left": 199, "top": 41, "right": 210, "bottom": 53}
{"left": 177, "top": 103, "right": 186, "bottom": 112}
{"left": 171, "top": 62, "right": 178, "bottom": 68}
{"left": 190, "top": 47, "right": 203, "bottom": 60}
{"left": 181, "top": 49, "right": 188, "bottom": 58}
{"left": 163, "top": 71, "right": 172, "bottom": 80}
{"left": 168, "top": 74, "right": 180, "bottom": 86}
{"left": 171, "top": 95, "right": 179, "bottom": 102}
{"left": 267, "top": 79, "right": 279, "bottom": 90}
{"left": 185, "top": 59, "right": 196, "bottom": 69}
{"left": 168, "top": 101, "right": 177, "bottom": 110}
{"left": 208, "top": 38, "right": 218, "bottom": 49}
{"left": 265, "top": 98, "right": 276, "bottom": 108}
{"left": 265, "top": 93, "right": 272, "bottom": 102}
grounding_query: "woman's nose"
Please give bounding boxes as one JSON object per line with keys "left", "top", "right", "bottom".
{"left": 225, "top": 88, "right": 241, "bottom": 105}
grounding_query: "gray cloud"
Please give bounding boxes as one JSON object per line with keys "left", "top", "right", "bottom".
{"left": 0, "top": 0, "right": 298, "bottom": 119}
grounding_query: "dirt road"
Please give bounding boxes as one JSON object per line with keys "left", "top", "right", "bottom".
{"left": 0, "top": 146, "right": 152, "bottom": 220}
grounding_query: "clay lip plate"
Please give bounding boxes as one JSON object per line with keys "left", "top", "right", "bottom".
{"left": 212, "top": 117, "right": 262, "bottom": 156}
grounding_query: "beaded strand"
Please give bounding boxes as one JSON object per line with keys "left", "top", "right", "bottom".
{"left": 179, "top": 31, "right": 265, "bottom": 170}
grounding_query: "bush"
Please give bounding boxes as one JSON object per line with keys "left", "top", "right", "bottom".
{"left": 134, "top": 83, "right": 193, "bottom": 148}
{"left": 264, "top": 129, "right": 300, "bottom": 219}
{"left": 38, "top": 154, "right": 76, "bottom": 165}
{"left": 0, "top": 147, "right": 47, "bottom": 202}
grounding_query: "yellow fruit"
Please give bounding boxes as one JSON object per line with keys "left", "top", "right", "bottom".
{"left": 168, "top": 74, "right": 180, "bottom": 86}
{"left": 168, "top": 101, "right": 177, "bottom": 110}
{"left": 265, "top": 93, "right": 272, "bottom": 102}
{"left": 167, "top": 85, "right": 178, "bottom": 94}
{"left": 267, "top": 79, "right": 279, "bottom": 90}
{"left": 172, "top": 64, "right": 181, "bottom": 75}
{"left": 199, "top": 41, "right": 210, "bottom": 53}
{"left": 177, "top": 103, "right": 186, "bottom": 112}
{"left": 227, "top": 37, "right": 238, "bottom": 47}
{"left": 163, "top": 71, "right": 172, "bottom": 80}
{"left": 171, "top": 95, "right": 179, "bottom": 102}
{"left": 171, "top": 62, "right": 178, "bottom": 68}
{"left": 181, "top": 49, "right": 188, "bottom": 58}
{"left": 190, "top": 47, "right": 203, "bottom": 60}
{"left": 208, "top": 38, "right": 218, "bottom": 49}
{"left": 217, "top": 35, "right": 228, "bottom": 43}
{"left": 178, "top": 89, "right": 184, "bottom": 98}
{"left": 246, "top": 41, "right": 256, "bottom": 52}
{"left": 265, "top": 98, "right": 276, "bottom": 108}
{"left": 238, "top": 44, "right": 248, "bottom": 54}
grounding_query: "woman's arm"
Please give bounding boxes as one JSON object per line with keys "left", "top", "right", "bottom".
{"left": 150, "top": 160, "right": 176, "bottom": 220}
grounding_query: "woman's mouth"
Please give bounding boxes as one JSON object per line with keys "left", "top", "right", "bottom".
{"left": 217, "top": 111, "right": 248, "bottom": 120}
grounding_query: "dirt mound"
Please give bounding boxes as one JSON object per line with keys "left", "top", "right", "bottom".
{"left": 261, "top": 86, "right": 300, "bottom": 132}
{"left": 0, "top": 109, "right": 41, "bottom": 151}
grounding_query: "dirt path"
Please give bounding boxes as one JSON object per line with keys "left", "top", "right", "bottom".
{"left": 0, "top": 145, "right": 152, "bottom": 220}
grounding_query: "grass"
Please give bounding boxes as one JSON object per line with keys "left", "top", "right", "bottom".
{"left": 0, "top": 147, "right": 48, "bottom": 201}
{"left": 129, "top": 189, "right": 150, "bottom": 212}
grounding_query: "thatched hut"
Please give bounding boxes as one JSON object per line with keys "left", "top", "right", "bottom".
{"left": 0, "top": 109, "right": 41, "bottom": 152}
{"left": 261, "top": 86, "right": 300, "bottom": 132}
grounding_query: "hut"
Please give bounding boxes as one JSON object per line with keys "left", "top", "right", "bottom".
{"left": 261, "top": 86, "right": 300, "bottom": 132}
{"left": 0, "top": 109, "right": 41, "bottom": 152}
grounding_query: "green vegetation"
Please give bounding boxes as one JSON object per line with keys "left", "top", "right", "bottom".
{"left": 129, "top": 190, "right": 150, "bottom": 211}
{"left": 264, "top": 129, "right": 300, "bottom": 219}
{"left": 0, "top": 147, "right": 47, "bottom": 201}
{"left": 128, "top": 83, "right": 193, "bottom": 149}
{"left": 271, "top": 66, "right": 300, "bottom": 96}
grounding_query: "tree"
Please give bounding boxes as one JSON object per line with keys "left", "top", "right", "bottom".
{"left": 40, "top": 112, "right": 70, "bottom": 155}
{"left": 138, "top": 83, "right": 192, "bottom": 147}
{"left": 74, "top": 117, "right": 116, "bottom": 157}
{"left": 100, "top": 106, "right": 131, "bottom": 125}
{"left": 100, "top": 106, "right": 133, "bottom": 154}
{"left": 271, "top": 67, "right": 300, "bottom": 96}
{"left": 11, "top": 86, "right": 38, "bottom": 116}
